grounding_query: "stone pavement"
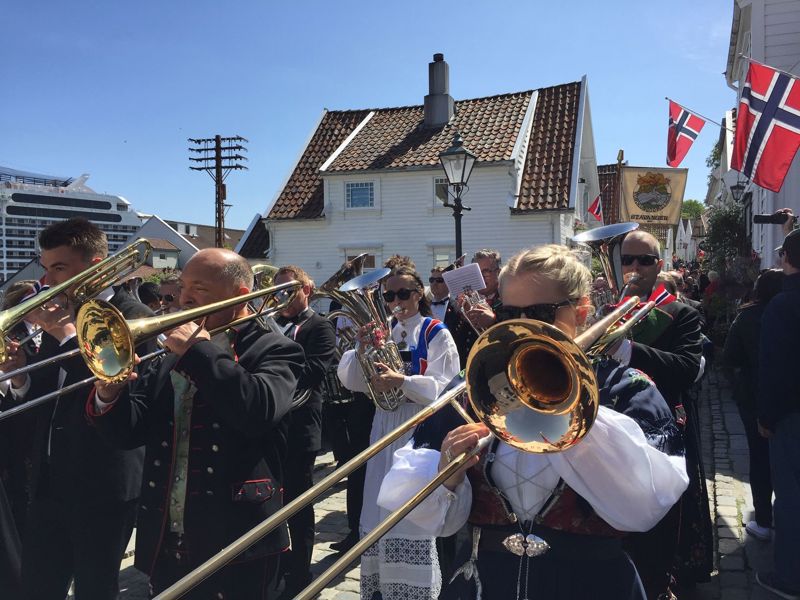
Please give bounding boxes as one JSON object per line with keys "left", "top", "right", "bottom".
{"left": 113, "top": 368, "right": 775, "bottom": 599}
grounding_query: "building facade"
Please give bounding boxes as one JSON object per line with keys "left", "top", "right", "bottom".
{"left": 237, "top": 54, "right": 601, "bottom": 286}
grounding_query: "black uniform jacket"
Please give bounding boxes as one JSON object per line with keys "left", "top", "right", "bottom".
{"left": 285, "top": 310, "right": 336, "bottom": 452}
{"left": 23, "top": 286, "right": 151, "bottom": 505}
{"left": 88, "top": 320, "right": 305, "bottom": 574}
{"left": 629, "top": 300, "right": 702, "bottom": 411}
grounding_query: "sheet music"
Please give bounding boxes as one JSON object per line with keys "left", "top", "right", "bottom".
{"left": 442, "top": 263, "right": 486, "bottom": 295}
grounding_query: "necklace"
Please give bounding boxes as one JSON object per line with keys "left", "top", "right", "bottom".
{"left": 397, "top": 329, "right": 408, "bottom": 350}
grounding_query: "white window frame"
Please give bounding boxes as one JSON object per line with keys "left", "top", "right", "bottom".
{"left": 342, "top": 247, "right": 381, "bottom": 271}
{"left": 433, "top": 176, "right": 449, "bottom": 209}
{"left": 431, "top": 246, "right": 455, "bottom": 269}
{"left": 345, "top": 181, "right": 376, "bottom": 210}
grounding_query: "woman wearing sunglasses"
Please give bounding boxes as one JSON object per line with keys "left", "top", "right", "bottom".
{"left": 337, "top": 266, "right": 460, "bottom": 600}
{"left": 377, "top": 245, "right": 689, "bottom": 600}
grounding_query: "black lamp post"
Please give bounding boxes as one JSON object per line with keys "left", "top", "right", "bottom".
{"left": 439, "top": 132, "right": 477, "bottom": 259}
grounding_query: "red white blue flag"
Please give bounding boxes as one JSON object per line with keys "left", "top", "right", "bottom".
{"left": 667, "top": 100, "right": 706, "bottom": 167}
{"left": 648, "top": 284, "right": 676, "bottom": 308}
{"left": 588, "top": 193, "right": 603, "bottom": 222}
{"left": 731, "top": 60, "right": 800, "bottom": 193}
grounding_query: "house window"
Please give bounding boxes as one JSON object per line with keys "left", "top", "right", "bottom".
{"left": 159, "top": 253, "right": 166, "bottom": 260}
{"left": 432, "top": 247, "right": 454, "bottom": 268}
{"left": 345, "top": 182, "right": 374, "bottom": 209}
{"left": 345, "top": 249, "right": 380, "bottom": 271}
{"left": 434, "top": 177, "right": 449, "bottom": 206}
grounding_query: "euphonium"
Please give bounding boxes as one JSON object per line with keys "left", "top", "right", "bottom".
{"left": 335, "top": 268, "right": 406, "bottom": 412}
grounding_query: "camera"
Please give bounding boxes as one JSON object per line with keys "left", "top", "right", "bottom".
{"left": 753, "top": 213, "right": 798, "bottom": 225}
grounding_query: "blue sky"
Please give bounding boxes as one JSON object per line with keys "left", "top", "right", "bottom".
{"left": 2, "top": 0, "right": 734, "bottom": 230}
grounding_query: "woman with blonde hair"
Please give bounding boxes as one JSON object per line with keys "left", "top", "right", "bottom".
{"left": 379, "top": 245, "right": 689, "bottom": 600}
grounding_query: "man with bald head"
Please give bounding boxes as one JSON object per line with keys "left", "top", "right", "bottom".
{"left": 616, "top": 230, "right": 709, "bottom": 597}
{"left": 88, "top": 248, "right": 305, "bottom": 599}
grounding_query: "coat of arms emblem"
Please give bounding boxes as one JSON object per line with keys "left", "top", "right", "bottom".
{"left": 633, "top": 172, "right": 671, "bottom": 213}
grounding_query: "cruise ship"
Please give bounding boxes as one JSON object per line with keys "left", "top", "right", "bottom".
{"left": 0, "top": 166, "right": 143, "bottom": 282}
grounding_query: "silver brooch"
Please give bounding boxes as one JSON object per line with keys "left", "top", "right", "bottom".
{"left": 502, "top": 533, "right": 550, "bottom": 557}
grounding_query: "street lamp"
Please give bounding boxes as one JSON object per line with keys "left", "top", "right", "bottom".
{"left": 439, "top": 132, "right": 477, "bottom": 258}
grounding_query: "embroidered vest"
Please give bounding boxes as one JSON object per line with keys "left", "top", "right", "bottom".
{"left": 465, "top": 449, "right": 624, "bottom": 538}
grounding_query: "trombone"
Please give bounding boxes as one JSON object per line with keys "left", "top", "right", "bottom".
{"left": 0, "top": 239, "right": 152, "bottom": 377}
{"left": 0, "top": 280, "right": 301, "bottom": 422}
{"left": 153, "top": 293, "right": 653, "bottom": 600}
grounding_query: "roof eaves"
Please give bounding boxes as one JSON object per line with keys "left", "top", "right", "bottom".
{"left": 508, "top": 90, "right": 539, "bottom": 208}
{"left": 567, "top": 76, "right": 587, "bottom": 211}
{"left": 264, "top": 109, "right": 329, "bottom": 219}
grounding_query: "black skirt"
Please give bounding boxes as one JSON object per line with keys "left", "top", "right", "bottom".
{"left": 442, "top": 525, "right": 645, "bottom": 600}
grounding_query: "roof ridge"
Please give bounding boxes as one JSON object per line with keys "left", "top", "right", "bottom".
{"left": 322, "top": 85, "right": 586, "bottom": 115}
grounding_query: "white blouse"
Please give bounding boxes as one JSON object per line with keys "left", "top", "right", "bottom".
{"left": 337, "top": 311, "right": 460, "bottom": 404}
{"left": 377, "top": 406, "right": 689, "bottom": 537}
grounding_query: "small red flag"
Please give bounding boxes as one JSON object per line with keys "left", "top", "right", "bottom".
{"left": 588, "top": 193, "right": 603, "bottom": 222}
{"left": 667, "top": 100, "right": 706, "bottom": 167}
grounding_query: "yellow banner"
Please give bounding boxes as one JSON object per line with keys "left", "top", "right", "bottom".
{"left": 619, "top": 166, "right": 687, "bottom": 226}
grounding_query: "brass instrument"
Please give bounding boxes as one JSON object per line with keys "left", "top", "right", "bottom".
{"left": 0, "top": 279, "right": 301, "bottom": 423}
{"left": 0, "top": 239, "right": 151, "bottom": 364}
{"left": 572, "top": 222, "right": 639, "bottom": 298}
{"left": 152, "top": 293, "right": 649, "bottom": 600}
{"left": 337, "top": 268, "right": 406, "bottom": 411}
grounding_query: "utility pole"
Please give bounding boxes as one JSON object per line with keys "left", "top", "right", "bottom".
{"left": 188, "top": 135, "right": 248, "bottom": 247}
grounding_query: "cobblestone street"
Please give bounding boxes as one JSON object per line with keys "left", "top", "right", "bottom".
{"left": 114, "top": 368, "right": 776, "bottom": 599}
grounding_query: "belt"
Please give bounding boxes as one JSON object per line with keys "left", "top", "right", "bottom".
{"left": 478, "top": 524, "right": 623, "bottom": 561}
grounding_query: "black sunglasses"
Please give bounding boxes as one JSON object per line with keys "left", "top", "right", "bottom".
{"left": 162, "top": 294, "right": 175, "bottom": 302}
{"left": 429, "top": 277, "right": 445, "bottom": 284}
{"left": 495, "top": 300, "right": 573, "bottom": 325}
{"left": 621, "top": 254, "right": 659, "bottom": 267}
{"left": 382, "top": 288, "right": 416, "bottom": 302}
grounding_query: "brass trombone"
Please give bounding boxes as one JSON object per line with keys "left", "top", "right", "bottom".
{"left": 0, "top": 239, "right": 152, "bottom": 364}
{"left": 0, "top": 280, "right": 301, "bottom": 422}
{"left": 153, "top": 293, "right": 653, "bottom": 600}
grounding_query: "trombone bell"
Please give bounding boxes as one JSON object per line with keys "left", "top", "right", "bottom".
{"left": 466, "top": 319, "right": 599, "bottom": 453}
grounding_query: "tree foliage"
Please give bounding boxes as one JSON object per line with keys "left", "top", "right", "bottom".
{"left": 704, "top": 201, "right": 747, "bottom": 274}
{"left": 681, "top": 199, "right": 705, "bottom": 220}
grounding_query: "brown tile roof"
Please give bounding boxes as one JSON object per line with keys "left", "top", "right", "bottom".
{"left": 597, "top": 163, "right": 622, "bottom": 224}
{"left": 513, "top": 82, "right": 582, "bottom": 212}
{"left": 146, "top": 238, "right": 180, "bottom": 251}
{"left": 266, "top": 81, "right": 582, "bottom": 220}
{"left": 325, "top": 92, "right": 532, "bottom": 172}
{"left": 268, "top": 110, "right": 371, "bottom": 220}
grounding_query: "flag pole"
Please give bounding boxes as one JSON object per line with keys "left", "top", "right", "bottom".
{"left": 665, "top": 97, "right": 731, "bottom": 131}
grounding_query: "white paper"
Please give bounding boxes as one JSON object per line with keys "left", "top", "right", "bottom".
{"left": 442, "top": 263, "right": 486, "bottom": 296}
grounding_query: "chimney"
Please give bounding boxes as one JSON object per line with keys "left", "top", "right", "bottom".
{"left": 423, "top": 53, "right": 454, "bottom": 128}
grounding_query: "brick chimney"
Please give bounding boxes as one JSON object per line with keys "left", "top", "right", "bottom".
{"left": 423, "top": 53, "right": 454, "bottom": 128}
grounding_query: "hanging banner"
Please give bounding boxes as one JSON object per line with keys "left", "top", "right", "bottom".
{"left": 619, "top": 166, "right": 687, "bottom": 226}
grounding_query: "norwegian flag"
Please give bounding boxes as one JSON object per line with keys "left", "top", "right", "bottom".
{"left": 588, "top": 193, "right": 603, "bottom": 222}
{"left": 667, "top": 100, "right": 706, "bottom": 167}
{"left": 731, "top": 61, "right": 800, "bottom": 193}
{"left": 648, "top": 284, "right": 676, "bottom": 308}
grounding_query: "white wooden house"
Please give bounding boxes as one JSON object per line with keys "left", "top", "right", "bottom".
{"left": 237, "top": 54, "right": 601, "bottom": 284}
{"left": 724, "top": 0, "right": 800, "bottom": 267}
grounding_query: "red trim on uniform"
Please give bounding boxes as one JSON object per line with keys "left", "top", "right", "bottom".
{"left": 419, "top": 358, "right": 428, "bottom": 376}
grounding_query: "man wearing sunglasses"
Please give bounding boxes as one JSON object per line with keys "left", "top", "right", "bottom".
{"left": 756, "top": 224, "right": 800, "bottom": 599}
{"left": 159, "top": 272, "right": 181, "bottom": 314}
{"left": 618, "top": 230, "right": 707, "bottom": 596}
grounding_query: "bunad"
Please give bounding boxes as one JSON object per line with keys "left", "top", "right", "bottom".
{"left": 337, "top": 312, "right": 460, "bottom": 600}
{"left": 378, "top": 359, "right": 689, "bottom": 600}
